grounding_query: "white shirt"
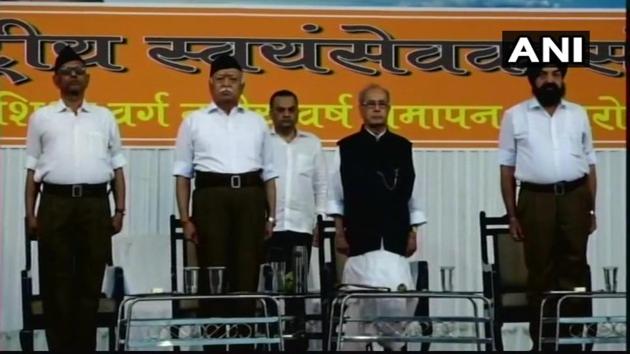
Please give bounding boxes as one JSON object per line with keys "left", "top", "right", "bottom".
{"left": 270, "top": 129, "right": 327, "bottom": 234}
{"left": 498, "top": 98, "right": 596, "bottom": 184}
{"left": 25, "top": 99, "right": 126, "bottom": 184}
{"left": 326, "top": 129, "right": 427, "bottom": 226}
{"left": 172, "top": 103, "right": 277, "bottom": 181}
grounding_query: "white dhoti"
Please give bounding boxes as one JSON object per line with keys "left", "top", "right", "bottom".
{"left": 339, "top": 245, "right": 418, "bottom": 351}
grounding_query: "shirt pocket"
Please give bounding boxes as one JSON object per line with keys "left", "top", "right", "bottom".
{"left": 512, "top": 114, "right": 529, "bottom": 143}
{"left": 564, "top": 129, "right": 584, "bottom": 157}
{"left": 87, "top": 131, "right": 109, "bottom": 159}
{"left": 235, "top": 127, "right": 264, "bottom": 159}
{"left": 295, "top": 153, "right": 314, "bottom": 177}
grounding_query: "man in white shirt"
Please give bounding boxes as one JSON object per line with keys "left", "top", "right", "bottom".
{"left": 267, "top": 90, "right": 326, "bottom": 269}
{"left": 327, "top": 84, "right": 426, "bottom": 350}
{"left": 173, "top": 55, "right": 278, "bottom": 319}
{"left": 24, "top": 46, "right": 127, "bottom": 351}
{"left": 498, "top": 64, "right": 597, "bottom": 350}
{"left": 266, "top": 89, "right": 326, "bottom": 350}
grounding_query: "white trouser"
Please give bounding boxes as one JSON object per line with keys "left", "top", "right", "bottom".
{"left": 338, "top": 242, "right": 418, "bottom": 351}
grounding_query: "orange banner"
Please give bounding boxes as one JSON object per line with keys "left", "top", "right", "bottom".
{"left": 0, "top": 5, "right": 625, "bottom": 148}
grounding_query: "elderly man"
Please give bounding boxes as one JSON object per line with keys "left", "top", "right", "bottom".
{"left": 24, "top": 46, "right": 126, "bottom": 351}
{"left": 327, "top": 83, "right": 426, "bottom": 350}
{"left": 173, "top": 55, "right": 277, "bottom": 319}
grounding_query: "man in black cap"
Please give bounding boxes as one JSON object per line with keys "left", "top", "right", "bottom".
{"left": 24, "top": 45, "right": 126, "bottom": 351}
{"left": 498, "top": 64, "right": 597, "bottom": 350}
{"left": 173, "top": 54, "right": 277, "bottom": 314}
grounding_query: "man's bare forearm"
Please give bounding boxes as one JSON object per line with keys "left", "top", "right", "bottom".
{"left": 500, "top": 165, "right": 517, "bottom": 218}
{"left": 264, "top": 178, "right": 276, "bottom": 218}
{"left": 587, "top": 165, "right": 597, "bottom": 211}
{"left": 175, "top": 176, "right": 192, "bottom": 222}
{"left": 25, "top": 169, "right": 40, "bottom": 218}
{"left": 113, "top": 168, "right": 126, "bottom": 210}
{"left": 333, "top": 215, "right": 344, "bottom": 233}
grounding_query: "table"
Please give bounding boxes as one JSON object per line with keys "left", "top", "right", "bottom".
{"left": 327, "top": 290, "right": 495, "bottom": 351}
{"left": 538, "top": 291, "right": 627, "bottom": 351}
{"left": 115, "top": 293, "right": 284, "bottom": 351}
{"left": 263, "top": 292, "right": 325, "bottom": 349}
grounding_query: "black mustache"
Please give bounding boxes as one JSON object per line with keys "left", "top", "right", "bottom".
{"left": 541, "top": 83, "right": 560, "bottom": 90}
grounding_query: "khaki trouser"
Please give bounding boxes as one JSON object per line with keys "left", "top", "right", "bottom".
{"left": 518, "top": 182, "right": 592, "bottom": 350}
{"left": 193, "top": 185, "right": 266, "bottom": 318}
{"left": 37, "top": 192, "right": 112, "bottom": 351}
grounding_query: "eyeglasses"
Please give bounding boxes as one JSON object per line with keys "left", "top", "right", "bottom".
{"left": 361, "top": 100, "right": 390, "bottom": 109}
{"left": 274, "top": 107, "right": 296, "bottom": 114}
{"left": 57, "top": 66, "right": 87, "bottom": 76}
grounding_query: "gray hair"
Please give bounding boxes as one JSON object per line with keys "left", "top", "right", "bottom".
{"left": 358, "top": 84, "right": 390, "bottom": 105}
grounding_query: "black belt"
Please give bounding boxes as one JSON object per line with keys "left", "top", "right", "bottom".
{"left": 43, "top": 182, "right": 108, "bottom": 197}
{"left": 520, "top": 175, "right": 587, "bottom": 195}
{"left": 195, "top": 170, "right": 263, "bottom": 189}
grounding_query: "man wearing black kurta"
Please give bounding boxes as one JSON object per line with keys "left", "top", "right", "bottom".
{"left": 327, "top": 84, "right": 426, "bottom": 351}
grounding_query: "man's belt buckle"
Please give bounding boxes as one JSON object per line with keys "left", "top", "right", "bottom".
{"left": 553, "top": 182, "right": 565, "bottom": 196}
{"left": 230, "top": 175, "right": 241, "bottom": 189}
{"left": 71, "top": 184, "right": 83, "bottom": 197}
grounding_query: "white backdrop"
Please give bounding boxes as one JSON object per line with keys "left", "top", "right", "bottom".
{"left": 0, "top": 147, "right": 626, "bottom": 350}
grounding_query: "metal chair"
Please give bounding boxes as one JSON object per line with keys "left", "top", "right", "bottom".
{"left": 316, "top": 215, "right": 338, "bottom": 349}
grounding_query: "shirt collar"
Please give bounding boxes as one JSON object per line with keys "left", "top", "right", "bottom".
{"left": 270, "top": 127, "right": 308, "bottom": 138}
{"left": 54, "top": 99, "right": 91, "bottom": 113}
{"left": 363, "top": 126, "right": 388, "bottom": 141}
{"left": 208, "top": 102, "right": 245, "bottom": 114}
{"left": 527, "top": 97, "right": 568, "bottom": 111}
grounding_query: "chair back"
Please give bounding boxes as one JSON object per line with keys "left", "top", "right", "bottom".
{"left": 169, "top": 214, "right": 189, "bottom": 293}
{"left": 496, "top": 230, "right": 528, "bottom": 292}
{"left": 479, "top": 211, "right": 528, "bottom": 309}
{"left": 317, "top": 215, "right": 337, "bottom": 297}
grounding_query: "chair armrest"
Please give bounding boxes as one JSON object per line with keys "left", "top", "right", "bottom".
{"left": 416, "top": 261, "right": 429, "bottom": 291}
{"left": 481, "top": 263, "right": 497, "bottom": 300}
{"left": 112, "top": 266, "right": 125, "bottom": 302}
{"left": 102, "top": 266, "right": 125, "bottom": 300}
{"left": 21, "top": 269, "right": 34, "bottom": 324}
{"left": 21, "top": 269, "right": 33, "bottom": 298}
{"left": 20, "top": 269, "right": 33, "bottom": 292}
{"left": 21, "top": 269, "right": 31, "bottom": 279}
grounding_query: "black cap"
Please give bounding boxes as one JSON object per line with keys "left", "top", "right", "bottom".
{"left": 53, "top": 45, "right": 85, "bottom": 72}
{"left": 210, "top": 54, "right": 242, "bottom": 77}
{"left": 525, "top": 62, "right": 568, "bottom": 85}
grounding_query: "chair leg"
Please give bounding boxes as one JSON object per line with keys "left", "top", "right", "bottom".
{"left": 483, "top": 322, "right": 491, "bottom": 352}
{"left": 420, "top": 323, "right": 433, "bottom": 352}
{"left": 20, "top": 329, "right": 34, "bottom": 352}
{"left": 493, "top": 324, "right": 504, "bottom": 351}
{"left": 172, "top": 326, "right": 181, "bottom": 352}
{"left": 584, "top": 323, "right": 597, "bottom": 352}
{"left": 108, "top": 327, "right": 115, "bottom": 351}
